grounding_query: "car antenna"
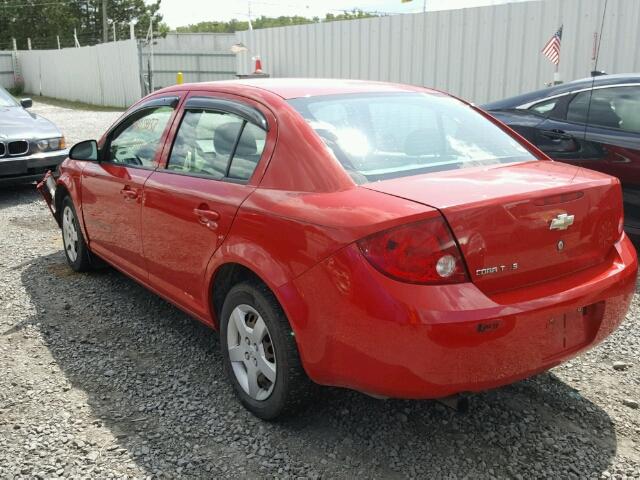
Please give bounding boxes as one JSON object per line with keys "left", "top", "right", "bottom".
{"left": 583, "top": 0, "right": 609, "bottom": 140}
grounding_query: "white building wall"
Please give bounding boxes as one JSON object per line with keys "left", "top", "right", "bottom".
{"left": 236, "top": 0, "right": 640, "bottom": 104}
{"left": 17, "top": 40, "right": 141, "bottom": 108}
{"left": 0, "top": 52, "right": 15, "bottom": 89}
{"left": 139, "top": 33, "right": 238, "bottom": 90}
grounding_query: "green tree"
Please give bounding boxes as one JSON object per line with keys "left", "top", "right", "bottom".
{"left": 175, "top": 10, "right": 376, "bottom": 34}
{"left": 0, "top": 0, "right": 168, "bottom": 50}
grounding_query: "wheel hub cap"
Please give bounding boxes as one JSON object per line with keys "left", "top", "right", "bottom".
{"left": 226, "top": 304, "right": 276, "bottom": 401}
{"left": 62, "top": 206, "right": 79, "bottom": 262}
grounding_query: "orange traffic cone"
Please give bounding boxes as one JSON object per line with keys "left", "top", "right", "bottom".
{"left": 253, "top": 56, "right": 263, "bottom": 74}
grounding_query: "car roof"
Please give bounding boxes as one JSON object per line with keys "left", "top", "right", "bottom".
{"left": 158, "top": 78, "right": 441, "bottom": 100}
{"left": 483, "top": 73, "right": 640, "bottom": 110}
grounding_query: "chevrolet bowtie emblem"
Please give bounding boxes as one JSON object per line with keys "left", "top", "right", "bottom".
{"left": 549, "top": 213, "right": 575, "bottom": 231}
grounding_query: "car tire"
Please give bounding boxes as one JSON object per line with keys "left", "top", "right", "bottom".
{"left": 220, "top": 281, "right": 310, "bottom": 420}
{"left": 61, "top": 195, "right": 92, "bottom": 272}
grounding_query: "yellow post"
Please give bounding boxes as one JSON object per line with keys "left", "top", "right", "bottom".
{"left": 176, "top": 71, "right": 184, "bottom": 85}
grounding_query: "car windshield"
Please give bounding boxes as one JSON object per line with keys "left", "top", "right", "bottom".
{"left": 0, "top": 86, "right": 19, "bottom": 107}
{"left": 289, "top": 92, "right": 535, "bottom": 183}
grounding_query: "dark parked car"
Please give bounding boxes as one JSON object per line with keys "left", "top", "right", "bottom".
{"left": 484, "top": 74, "right": 640, "bottom": 238}
{"left": 0, "top": 85, "right": 68, "bottom": 184}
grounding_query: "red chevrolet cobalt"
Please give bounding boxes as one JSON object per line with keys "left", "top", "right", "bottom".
{"left": 38, "top": 79, "right": 637, "bottom": 419}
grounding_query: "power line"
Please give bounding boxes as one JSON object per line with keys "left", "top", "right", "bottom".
{"left": 0, "top": 1, "right": 89, "bottom": 8}
{"left": 242, "top": 0, "right": 403, "bottom": 17}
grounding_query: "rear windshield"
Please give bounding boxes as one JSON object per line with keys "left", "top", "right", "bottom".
{"left": 289, "top": 92, "right": 535, "bottom": 183}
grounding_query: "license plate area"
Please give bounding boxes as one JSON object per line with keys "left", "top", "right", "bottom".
{"left": 543, "top": 302, "right": 604, "bottom": 359}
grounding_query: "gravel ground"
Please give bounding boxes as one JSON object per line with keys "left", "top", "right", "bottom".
{"left": 0, "top": 100, "right": 639, "bottom": 479}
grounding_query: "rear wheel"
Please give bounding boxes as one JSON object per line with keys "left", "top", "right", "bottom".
{"left": 61, "top": 196, "right": 92, "bottom": 272}
{"left": 220, "top": 281, "right": 310, "bottom": 420}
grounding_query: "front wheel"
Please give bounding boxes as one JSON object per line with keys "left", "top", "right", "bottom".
{"left": 61, "top": 196, "right": 92, "bottom": 272}
{"left": 220, "top": 282, "right": 310, "bottom": 420}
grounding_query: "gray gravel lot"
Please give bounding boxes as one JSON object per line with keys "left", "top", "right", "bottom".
{"left": 0, "top": 100, "right": 639, "bottom": 479}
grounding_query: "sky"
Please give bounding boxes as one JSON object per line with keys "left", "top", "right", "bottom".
{"left": 159, "top": 0, "right": 531, "bottom": 29}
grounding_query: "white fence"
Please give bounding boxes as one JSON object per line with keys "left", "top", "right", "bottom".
{"left": 154, "top": 32, "right": 236, "bottom": 52}
{"left": 0, "top": 52, "right": 15, "bottom": 89}
{"left": 139, "top": 33, "right": 237, "bottom": 92}
{"left": 6, "top": 0, "right": 640, "bottom": 107}
{"left": 237, "top": 0, "right": 640, "bottom": 104}
{"left": 18, "top": 40, "right": 141, "bottom": 108}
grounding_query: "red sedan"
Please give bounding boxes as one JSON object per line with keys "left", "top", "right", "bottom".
{"left": 38, "top": 79, "right": 637, "bottom": 419}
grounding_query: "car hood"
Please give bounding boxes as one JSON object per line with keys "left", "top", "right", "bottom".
{"left": 0, "top": 106, "right": 60, "bottom": 140}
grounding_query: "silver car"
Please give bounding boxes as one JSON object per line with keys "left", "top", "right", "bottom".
{"left": 0, "top": 86, "right": 69, "bottom": 185}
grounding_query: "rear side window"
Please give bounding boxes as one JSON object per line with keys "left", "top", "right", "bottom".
{"left": 228, "top": 123, "right": 267, "bottom": 180}
{"left": 567, "top": 91, "right": 593, "bottom": 125}
{"left": 289, "top": 93, "right": 534, "bottom": 183}
{"left": 529, "top": 97, "right": 559, "bottom": 115}
{"left": 167, "top": 109, "right": 266, "bottom": 180}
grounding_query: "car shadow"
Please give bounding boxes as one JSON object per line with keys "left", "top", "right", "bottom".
{"left": 16, "top": 252, "right": 618, "bottom": 478}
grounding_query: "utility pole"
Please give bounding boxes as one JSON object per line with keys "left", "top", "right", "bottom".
{"left": 423, "top": 0, "right": 427, "bottom": 13}
{"left": 148, "top": 20, "right": 154, "bottom": 92}
{"left": 113, "top": 23, "right": 116, "bottom": 42}
{"left": 27, "top": 38, "right": 31, "bottom": 50}
{"left": 12, "top": 37, "right": 17, "bottom": 51}
{"left": 56, "top": 35, "right": 61, "bottom": 49}
{"left": 129, "top": 21, "right": 135, "bottom": 40}
{"left": 102, "top": 0, "right": 108, "bottom": 43}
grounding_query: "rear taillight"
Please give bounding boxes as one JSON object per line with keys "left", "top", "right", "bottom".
{"left": 357, "top": 214, "right": 469, "bottom": 285}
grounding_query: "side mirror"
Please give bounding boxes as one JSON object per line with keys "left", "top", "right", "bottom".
{"left": 20, "top": 98, "right": 32, "bottom": 109}
{"left": 69, "top": 140, "right": 99, "bottom": 161}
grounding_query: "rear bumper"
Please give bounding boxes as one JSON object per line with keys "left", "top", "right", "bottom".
{"left": 0, "top": 149, "right": 68, "bottom": 184}
{"left": 283, "top": 235, "right": 637, "bottom": 399}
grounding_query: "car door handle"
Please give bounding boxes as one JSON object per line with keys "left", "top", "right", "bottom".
{"left": 540, "top": 129, "right": 572, "bottom": 140}
{"left": 120, "top": 186, "right": 139, "bottom": 200}
{"left": 193, "top": 207, "right": 220, "bottom": 230}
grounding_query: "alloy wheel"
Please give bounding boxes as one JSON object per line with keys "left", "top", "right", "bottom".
{"left": 226, "top": 304, "right": 277, "bottom": 401}
{"left": 62, "top": 206, "right": 79, "bottom": 262}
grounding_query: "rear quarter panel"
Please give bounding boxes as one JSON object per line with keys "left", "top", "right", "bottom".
{"left": 204, "top": 186, "right": 438, "bottom": 326}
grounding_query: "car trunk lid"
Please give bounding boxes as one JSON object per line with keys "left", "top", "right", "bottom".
{"left": 364, "top": 161, "right": 622, "bottom": 295}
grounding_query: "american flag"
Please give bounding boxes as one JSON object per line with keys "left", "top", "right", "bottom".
{"left": 542, "top": 26, "right": 563, "bottom": 65}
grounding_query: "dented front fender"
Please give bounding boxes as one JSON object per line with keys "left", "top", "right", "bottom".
{"left": 36, "top": 170, "right": 59, "bottom": 225}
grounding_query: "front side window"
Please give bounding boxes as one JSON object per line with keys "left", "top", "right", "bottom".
{"left": 108, "top": 106, "right": 173, "bottom": 167}
{"left": 582, "top": 86, "right": 640, "bottom": 133}
{"left": 167, "top": 109, "right": 266, "bottom": 181}
{"left": 566, "top": 87, "right": 640, "bottom": 132}
{"left": 289, "top": 93, "right": 534, "bottom": 183}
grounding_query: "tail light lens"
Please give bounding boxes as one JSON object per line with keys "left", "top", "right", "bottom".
{"left": 357, "top": 215, "right": 469, "bottom": 285}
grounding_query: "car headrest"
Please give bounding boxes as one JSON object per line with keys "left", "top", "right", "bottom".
{"left": 235, "top": 126, "right": 258, "bottom": 156}
{"left": 589, "top": 99, "right": 621, "bottom": 128}
{"left": 214, "top": 122, "right": 257, "bottom": 156}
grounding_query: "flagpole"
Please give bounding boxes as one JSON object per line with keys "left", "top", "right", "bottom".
{"left": 555, "top": 23, "right": 561, "bottom": 85}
